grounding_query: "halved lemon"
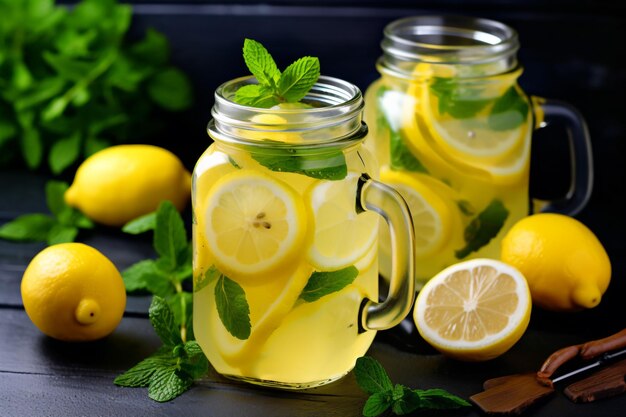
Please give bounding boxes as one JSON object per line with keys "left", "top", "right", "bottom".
{"left": 306, "top": 173, "right": 378, "bottom": 271}
{"left": 414, "top": 258, "right": 531, "bottom": 361}
{"left": 204, "top": 170, "right": 307, "bottom": 279}
{"left": 379, "top": 168, "right": 451, "bottom": 257}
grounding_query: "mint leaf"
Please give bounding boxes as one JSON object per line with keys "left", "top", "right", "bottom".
{"left": 194, "top": 265, "right": 221, "bottom": 293}
{"left": 149, "top": 296, "right": 183, "bottom": 347}
{"left": 122, "top": 259, "right": 174, "bottom": 296}
{"left": 234, "top": 84, "right": 279, "bottom": 108}
{"left": 354, "top": 357, "right": 394, "bottom": 395}
{"left": 214, "top": 275, "right": 251, "bottom": 340}
{"left": 457, "top": 200, "right": 475, "bottom": 216}
{"left": 123, "top": 212, "right": 157, "bottom": 234}
{"left": 180, "top": 341, "right": 208, "bottom": 379}
{"left": 21, "top": 127, "right": 42, "bottom": 169}
{"left": 430, "top": 77, "right": 491, "bottom": 119}
{"left": 154, "top": 201, "right": 188, "bottom": 270}
{"left": 48, "top": 131, "right": 81, "bottom": 174}
{"left": 277, "top": 56, "right": 320, "bottom": 102}
{"left": 242, "top": 38, "right": 281, "bottom": 87}
{"left": 488, "top": 86, "right": 529, "bottom": 131}
{"left": 47, "top": 224, "right": 78, "bottom": 245}
{"left": 0, "top": 214, "right": 55, "bottom": 241}
{"left": 455, "top": 199, "right": 509, "bottom": 259}
{"left": 45, "top": 180, "right": 69, "bottom": 218}
{"left": 114, "top": 347, "right": 173, "bottom": 388}
{"left": 363, "top": 391, "right": 392, "bottom": 417}
{"left": 148, "top": 68, "right": 193, "bottom": 111}
{"left": 166, "top": 292, "right": 192, "bottom": 328}
{"left": 416, "top": 388, "right": 471, "bottom": 409}
{"left": 391, "top": 385, "right": 421, "bottom": 415}
{"left": 300, "top": 266, "right": 358, "bottom": 302}
{"left": 148, "top": 366, "right": 193, "bottom": 402}
{"left": 250, "top": 147, "right": 347, "bottom": 180}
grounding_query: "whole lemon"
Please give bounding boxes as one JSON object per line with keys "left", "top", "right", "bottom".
{"left": 65, "top": 145, "right": 191, "bottom": 227}
{"left": 501, "top": 213, "right": 611, "bottom": 311}
{"left": 21, "top": 243, "right": 126, "bottom": 341}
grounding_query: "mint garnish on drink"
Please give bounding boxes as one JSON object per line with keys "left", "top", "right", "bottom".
{"left": 234, "top": 39, "right": 320, "bottom": 108}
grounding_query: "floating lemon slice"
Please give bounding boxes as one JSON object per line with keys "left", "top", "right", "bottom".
{"left": 306, "top": 173, "right": 378, "bottom": 271}
{"left": 413, "top": 258, "right": 531, "bottom": 361}
{"left": 379, "top": 168, "right": 451, "bottom": 257}
{"left": 204, "top": 170, "right": 307, "bottom": 279}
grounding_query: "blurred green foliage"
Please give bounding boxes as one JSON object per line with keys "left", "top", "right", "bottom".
{"left": 0, "top": 0, "right": 193, "bottom": 173}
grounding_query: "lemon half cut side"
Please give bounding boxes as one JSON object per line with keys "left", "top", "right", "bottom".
{"left": 414, "top": 258, "right": 531, "bottom": 361}
{"left": 204, "top": 170, "right": 307, "bottom": 279}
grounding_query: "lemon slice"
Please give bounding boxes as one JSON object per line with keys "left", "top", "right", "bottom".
{"left": 207, "top": 262, "right": 313, "bottom": 365}
{"left": 379, "top": 169, "right": 451, "bottom": 257}
{"left": 413, "top": 258, "right": 531, "bottom": 361}
{"left": 306, "top": 173, "right": 378, "bottom": 271}
{"left": 204, "top": 170, "right": 307, "bottom": 278}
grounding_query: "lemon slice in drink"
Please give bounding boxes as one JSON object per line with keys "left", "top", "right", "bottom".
{"left": 414, "top": 258, "right": 531, "bottom": 361}
{"left": 379, "top": 169, "right": 451, "bottom": 257}
{"left": 204, "top": 170, "right": 307, "bottom": 279}
{"left": 306, "top": 173, "right": 378, "bottom": 271}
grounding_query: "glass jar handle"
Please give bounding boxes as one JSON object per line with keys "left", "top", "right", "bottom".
{"left": 356, "top": 174, "right": 415, "bottom": 331}
{"left": 531, "top": 97, "right": 594, "bottom": 216}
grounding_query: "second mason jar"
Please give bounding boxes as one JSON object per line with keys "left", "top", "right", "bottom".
{"left": 192, "top": 75, "right": 415, "bottom": 389}
{"left": 364, "top": 15, "right": 593, "bottom": 285}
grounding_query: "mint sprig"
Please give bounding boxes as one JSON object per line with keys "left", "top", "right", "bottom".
{"left": 215, "top": 275, "right": 251, "bottom": 340}
{"left": 354, "top": 357, "right": 470, "bottom": 417}
{"left": 116, "top": 201, "right": 208, "bottom": 401}
{"left": 234, "top": 38, "right": 320, "bottom": 108}
{"left": 0, "top": 180, "right": 93, "bottom": 244}
{"left": 114, "top": 297, "right": 208, "bottom": 402}
{"left": 249, "top": 146, "right": 348, "bottom": 181}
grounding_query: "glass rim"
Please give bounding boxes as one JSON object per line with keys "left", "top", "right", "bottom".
{"left": 208, "top": 75, "right": 366, "bottom": 146}
{"left": 380, "top": 15, "right": 520, "bottom": 76}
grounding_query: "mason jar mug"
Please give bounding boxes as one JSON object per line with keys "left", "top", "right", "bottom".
{"left": 364, "top": 15, "right": 593, "bottom": 285}
{"left": 192, "top": 75, "right": 415, "bottom": 389}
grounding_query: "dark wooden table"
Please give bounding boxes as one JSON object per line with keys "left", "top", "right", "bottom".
{"left": 1, "top": 171, "right": 625, "bottom": 417}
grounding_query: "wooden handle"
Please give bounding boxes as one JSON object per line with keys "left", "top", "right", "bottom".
{"left": 564, "top": 357, "right": 626, "bottom": 403}
{"left": 580, "top": 328, "right": 626, "bottom": 360}
{"left": 536, "top": 328, "right": 626, "bottom": 384}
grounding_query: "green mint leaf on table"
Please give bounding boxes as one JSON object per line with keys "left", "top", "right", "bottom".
{"left": 299, "top": 266, "right": 358, "bottom": 302}
{"left": 363, "top": 392, "right": 393, "bottom": 417}
{"left": 114, "top": 347, "right": 173, "bottom": 388}
{"left": 0, "top": 214, "right": 55, "bottom": 242}
{"left": 0, "top": 180, "right": 91, "bottom": 244}
{"left": 488, "top": 86, "right": 530, "bottom": 131}
{"left": 154, "top": 201, "right": 189, "bottom": 270}
{"left": 122, "top": 259, "right": 174, "bottom": 296}
{"left": 166, "top": 291, "right": 194, "bottom": 341}
{"left": 148, "top": 365, "right": 193, "bottom": 402}
{"left": 194, "top": 265, "right": 221, "bottom": 293}
{"left": 455, "top": 199, "right": 509, "bottom": 259}
{"left": 21, "top": 127, "right": 43, "bottom": 169}
{"left": 430, "top": 77, "right": 491, "bottom": 119}
{"left": 354, "top": 357, "right": 469, "bottom": 416}
{"left": 215, "top": 275, "right": 251, "bottom": 340}
{"left": 180, "top": 341, "right": 209, "bottom": 379}
{"left": 242, "top": 38, "right": 281, "bottom": 87}
{"left": 150, "top": 296, "right": 184, "bottom": 347}
{"left": 355, "top": 357, "right": 394, "bottom": 395}
{"left": 234, "top": 39, "right": 320, "bottom": 108}
{"left": 417, "top": 388, "right": 471, "bottom": 409}
{"left": 122, "top": 212, "right": 157, "bottom": 234}
{"left": 250, "top": 147, "right": 348, "bottom": 180}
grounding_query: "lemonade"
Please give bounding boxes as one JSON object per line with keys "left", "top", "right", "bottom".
{"left": 365, "top": 72, "right": 531, "bottom": 283}
{"left": 193, "top": 76, "right": 415, "bottom": 388}
{"left": 365, "top": 15, "right": 592, "bottom": 286}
